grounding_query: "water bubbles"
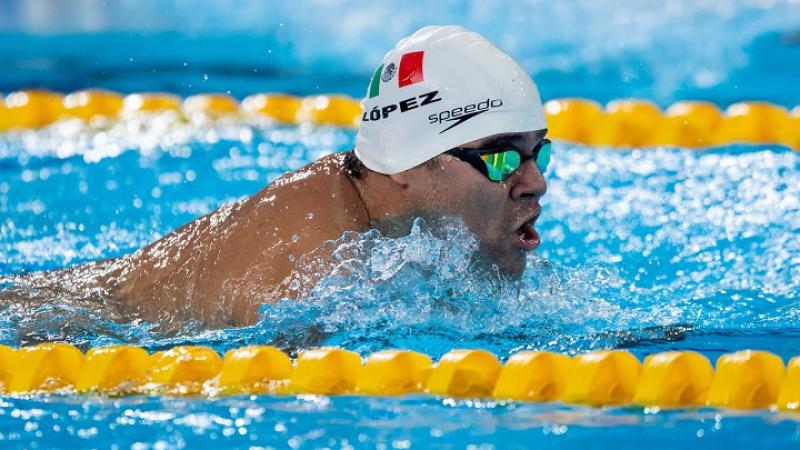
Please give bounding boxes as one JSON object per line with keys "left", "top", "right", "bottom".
{"left": 248, "top": 217, "right": 596, "bottom": 355}
{"left": 1, "top": 122, "right": 799, "bottom": 361}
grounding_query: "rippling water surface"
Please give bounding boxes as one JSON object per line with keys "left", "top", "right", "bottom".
{"left": 2, "top": 0, "right": 800, "bottom": 447}
{"left": 1, "top": 116, "right": 799, "bottom": 447}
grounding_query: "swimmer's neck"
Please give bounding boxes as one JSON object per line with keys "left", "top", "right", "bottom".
{"left": 345, "top": 164, "right": 426, "bottom": 238}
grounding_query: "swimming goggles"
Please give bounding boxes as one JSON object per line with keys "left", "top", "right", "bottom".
{"left": 445, "top": 139, "right": 551, "bottom": 182}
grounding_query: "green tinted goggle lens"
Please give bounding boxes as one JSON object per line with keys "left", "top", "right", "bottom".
{"left": 479, "top": 141, "right": 551, "bottom": 181}
{"left": 536, "top": 141, "right": 551, "bottom": 173}
{"left": 480, "top": 150, "right": 520, "bottom": 181}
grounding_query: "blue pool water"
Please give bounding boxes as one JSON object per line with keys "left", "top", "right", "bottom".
{"left": 2, "top": 0, "right": 800, "bottom": 448}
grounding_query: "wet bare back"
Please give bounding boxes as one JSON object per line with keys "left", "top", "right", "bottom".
{"left": 13, "top": 153, "right": 370, "bottom": 332}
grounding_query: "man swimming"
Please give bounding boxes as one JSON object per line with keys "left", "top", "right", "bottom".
{"left": 8, "top": 25, "right": 550, "bottom": 332}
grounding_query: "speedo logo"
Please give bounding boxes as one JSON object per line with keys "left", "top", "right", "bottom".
{"left": 428, "top": 98, "right": 504, "bottom": 134}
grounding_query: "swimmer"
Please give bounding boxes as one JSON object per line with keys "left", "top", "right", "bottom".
{"left": 6, "top": 25, "right": 550, "bottom": 332}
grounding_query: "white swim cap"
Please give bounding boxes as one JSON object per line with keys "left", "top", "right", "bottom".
{"left": 355, "top": 25, "right": 547, "bottom": 175}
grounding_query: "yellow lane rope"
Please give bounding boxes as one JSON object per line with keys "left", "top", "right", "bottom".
{"left": 0, "top": 90, "right": 798, "bottom": 149}
{"left": 1, "top": 343, "right": 799, "bottom": 411}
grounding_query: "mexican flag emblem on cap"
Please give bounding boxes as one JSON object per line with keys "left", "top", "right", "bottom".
{"left": 368, "top": 51, "right": 425, "bottom": 98}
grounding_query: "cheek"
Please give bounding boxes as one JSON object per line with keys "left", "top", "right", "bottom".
{"left": 453, "top": 181, "right": 508, "bottom": 233}
{"left": 432, "top": 164, "right": 508, "bottom": 233}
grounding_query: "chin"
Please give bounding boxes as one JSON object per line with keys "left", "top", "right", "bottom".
{"left": 505, "top": 261, "right": 526, "bottom": 279}
{"left": 492, "top": 251, "right": 526, "bottom": 279}
{"left": 477, "top": 240, "right": 527, "bottom": 279}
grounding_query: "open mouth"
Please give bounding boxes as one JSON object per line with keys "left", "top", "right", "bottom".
{"left": 513, "top": 211, "right": 541, "bottom": 251}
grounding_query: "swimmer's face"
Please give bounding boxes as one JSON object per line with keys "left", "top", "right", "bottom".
{"left": 409, "top": 130, "right": 548, "bottom": 277}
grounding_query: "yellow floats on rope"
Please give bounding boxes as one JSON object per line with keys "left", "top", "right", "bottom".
{"left": 706, "top": 350, "right": 786, "bottom": 409}
{"left": 1, "top": 89, "right": 798, "bottom": 149}
{"left": 76, "top": 345, "right": 150, "bottom": 393}
{"left": 63, "top": 89, "right": 124, "bottom": 121}
{"left": 633, "top": 350, "right": 713, "bottom": 407}
{"left": 216, "top": 345, "right": 292, "bottom": 395}
{"left": 357, "top": 349, "right": 432, "bottom": 395}
{"left": 492, "top": 350, "right": 572, "bottom": 402}
{"left": 241, "top": 93, "right": 301, "bottom": 124}
{"left": 122, "top": 92, "right": 183, "bottom": 114}
{"left": 183, "top": 93, "right": 239, "bottom": 118}
{"left": 426, "top": 349, "right": 502, "bottom": 398}
{"left": 2, "top": 90, "right": 64, "bottom": 129}
{"left": 3, "top": 343, "right": 800, "bottom": 413}
{"left": 562, "top": 350, "right": 642, "bottom": 406}
{"left": 545, "top": 98, "right": 800, "bottom": 150}
{"left": 7, "top": 343, "right": 84, "bottom": 393}
{"left": 289, "top": 347, "right": 362, "bottom": 395}
{"left": 777, "top": 357, "right": 800, "bottom": 411}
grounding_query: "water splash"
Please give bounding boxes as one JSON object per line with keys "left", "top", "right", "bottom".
{"left": 2, "top": 114, "right": 800, "bottom": 360}
{"left": 0, "top": 215, "right": 692, "bottom": 358}
{"left": 1, "top": 116, "right": 800, "bottom": 361}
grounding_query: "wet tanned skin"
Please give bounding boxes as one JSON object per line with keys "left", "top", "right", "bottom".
{"left": 100, "top": 153, "right": 371, "bottom": 330}
{"left": 11, "top": 130, "right": 547, "bottom": 331}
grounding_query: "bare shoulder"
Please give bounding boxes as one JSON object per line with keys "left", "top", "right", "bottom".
{"left": 267, "top": 152, "right": 347, "bottom": 189}
{"left": 251, "top": 152, "right": 357, "bottom": 208}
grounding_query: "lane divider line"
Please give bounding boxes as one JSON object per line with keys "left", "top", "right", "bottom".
{"left": 0, "top": 90, "right": 798, "bottom": 149}
{"left": 1, "top": 343, "right": 800, "bottom": 411}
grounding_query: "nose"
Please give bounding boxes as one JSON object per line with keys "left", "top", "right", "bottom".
{"left": 509, "top": 160, "right": 547, "bottom": 201}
